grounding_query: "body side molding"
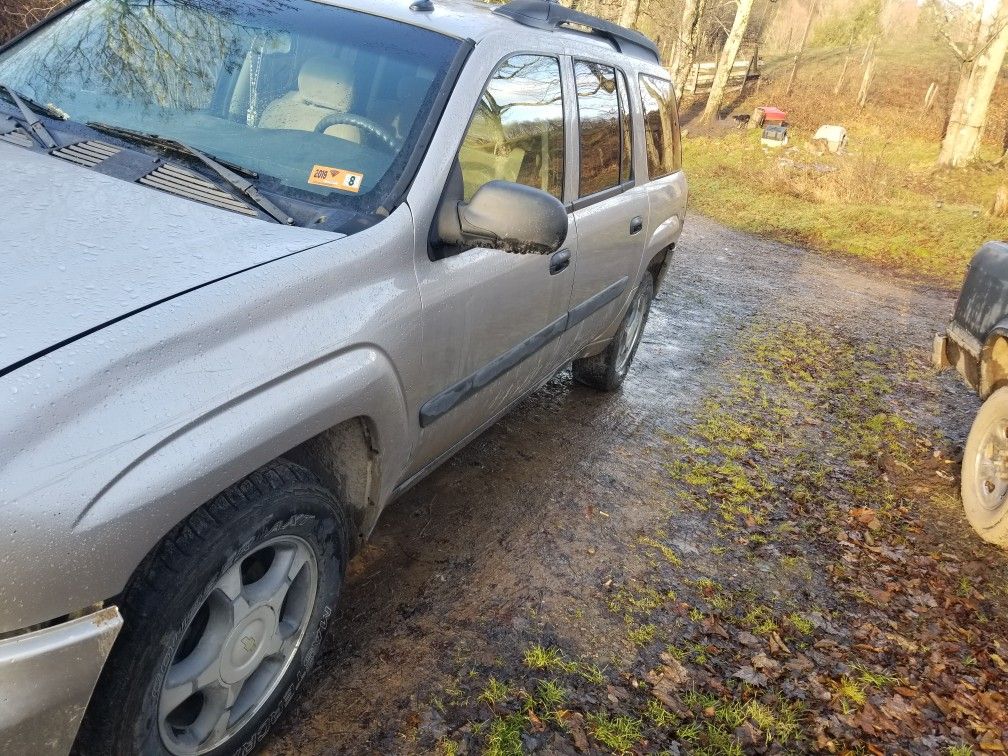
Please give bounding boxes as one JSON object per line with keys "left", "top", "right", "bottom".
{"left": 419, "top": 275, "right": 629, "bottom": 426}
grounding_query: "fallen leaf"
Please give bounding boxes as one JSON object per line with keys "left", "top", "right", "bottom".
{"left": 733, "top": 665, "right": 767, "bottom": 687}
{"left": 562, "top": 712, "right": 589, "bottom": 753}
{"left": 737, "top": 630, "right": 761, "bottom": 647}
{"left": 979, "top": 731, "right": 1006, "bottom": 752}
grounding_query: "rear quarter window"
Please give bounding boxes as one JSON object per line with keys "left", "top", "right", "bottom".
{"left": 639, "top": 74, "right": 682, "bottom": 179}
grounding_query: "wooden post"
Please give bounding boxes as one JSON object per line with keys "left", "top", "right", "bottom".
{"left": 857, "top": 38, "right": 877, "bottom": 108}
{"left": 833, "top": 28, "right": 856, "bottom": 95}
{"left": 923, "top": 82, "right": 937, "bottom": 111}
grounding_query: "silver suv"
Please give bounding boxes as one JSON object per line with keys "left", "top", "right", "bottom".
{"left": 0, "top": 0, "right": 686, "bottom": 752}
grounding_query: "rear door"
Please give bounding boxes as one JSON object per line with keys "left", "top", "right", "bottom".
{"left": 562, "top": 60, "right": 649, "bottom": 355}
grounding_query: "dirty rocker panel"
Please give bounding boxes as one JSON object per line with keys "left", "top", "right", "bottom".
{"left": 419, "top": 275, "right": 629, "bottom": 426}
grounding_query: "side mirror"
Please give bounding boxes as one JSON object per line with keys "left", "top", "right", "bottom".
{"left": 448, "top": 181, "right": 568, "bottom": 255}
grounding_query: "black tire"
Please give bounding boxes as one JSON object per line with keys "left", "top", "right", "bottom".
{"left": 572, "top": 272, "right": 655, "bottom": 392}
{"left": 77, "top": 460, "right": 351, "bottom": 756}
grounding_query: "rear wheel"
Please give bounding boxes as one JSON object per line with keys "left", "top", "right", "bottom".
{"left": 78, "top": 460, "right": 351, "bottom": 755}
{"left": 572, "top": 272, "right": 654, "bottom": 392}
{"left": 961, "top": 388, "right": 1008, "bottom": 548}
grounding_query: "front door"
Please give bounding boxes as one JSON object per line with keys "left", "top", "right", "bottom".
{"left": 408, "top": 53, "right": 574, "bottom": 475}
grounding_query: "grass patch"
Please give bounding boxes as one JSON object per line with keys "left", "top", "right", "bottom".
{"left": 586, "top": 713, "right": 643, "bottom": 755}
{"left": 479, "top": 677, "right": 510, "bottom": 707}
{"left": 522, "top": 644, "right": 567, "bottom": 671}
{"left": 683, "top": 131, "right": 1008, "bottom": 287}
{"left": 485, "top": 714, "right": 524, "bottom": 756}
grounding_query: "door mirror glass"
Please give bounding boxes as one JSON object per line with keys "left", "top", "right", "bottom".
{"left": 456, "top": 180, "right": 568, "bottom": 255}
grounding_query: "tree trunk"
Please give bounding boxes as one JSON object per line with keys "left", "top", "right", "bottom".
{"left": 946, "top": 0, "right": 1008, "bottom": 166}
{"left": 786, "top": 0, "right": 818, "bottom": 96}
{"left": 701, "top": 0, "right": 756, "bottom": 122}
{"left": 671, "top": 0, "right": 708, "bottom": 99}
{"left": 619, "top": 0, "right": 641, "bottom": 28}
{"left": 939, "top": 62, "right": 975, "bottom": 164}
{"left": 992, "top": 185, "right": 1008, "bottom": 218}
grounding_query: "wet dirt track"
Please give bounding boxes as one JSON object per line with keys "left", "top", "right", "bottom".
{"left": 262, "top": 214, "right": 987, "bottom": 755}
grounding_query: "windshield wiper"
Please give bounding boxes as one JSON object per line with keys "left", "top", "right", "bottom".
{"left": 87, "top": 121, "right": 293, "bottom": 225}
{"left": 0, "top": 84, "right": 62, "bottom": 149}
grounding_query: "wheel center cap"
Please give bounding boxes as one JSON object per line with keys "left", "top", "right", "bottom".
{"left": 220, "top": 605, "right": 276, "bottom": 685}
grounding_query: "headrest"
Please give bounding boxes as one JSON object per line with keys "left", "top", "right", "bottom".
{"left": 298, "top": 57, "right": 353, "bottom": 111}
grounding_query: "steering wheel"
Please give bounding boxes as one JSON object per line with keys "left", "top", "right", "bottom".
{"left": 314, "top": 112, "right": 400, "bottom": 152}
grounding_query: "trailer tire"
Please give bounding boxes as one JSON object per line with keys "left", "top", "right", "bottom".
{"left": 961, "top": 387, "right": 1008, "bottom": 548}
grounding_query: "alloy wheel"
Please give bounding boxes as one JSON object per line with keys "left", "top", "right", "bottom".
{"left": 157, "top": 536, "right": 318, "bottom": 755}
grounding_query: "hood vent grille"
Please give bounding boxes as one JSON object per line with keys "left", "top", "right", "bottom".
{"left": 139, "top": 163, "right": 257, "bottom": 216}
{"left": 52, "top": 140, "right": 121, "bottom": 167}
{"left": 1, "top": 127, "right": 36, "bottom": 149}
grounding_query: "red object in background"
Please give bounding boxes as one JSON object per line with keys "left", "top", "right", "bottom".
{"left": 756, "top": 106, "right": 787, "bottom": 124}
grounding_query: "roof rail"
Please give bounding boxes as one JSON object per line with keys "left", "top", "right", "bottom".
{"left": 492, "top": 0, "right": 660, "bottom": 64}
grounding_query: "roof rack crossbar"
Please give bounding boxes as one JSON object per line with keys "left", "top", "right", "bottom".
{"left": 492, "top": 0, "right": 660, "bottom": 64}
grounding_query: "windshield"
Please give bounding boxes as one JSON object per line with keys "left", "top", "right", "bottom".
{"left": 0, "top": 0, "right": 460, "bottom": 210}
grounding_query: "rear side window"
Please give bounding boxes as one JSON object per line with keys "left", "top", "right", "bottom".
{"left": 458, "top": 55, "right": 565, "bottom": 201}
{"left": 574, "top": 60, "right": 621, "bottom": 197}
{"left": 639, "top": 75, "right": 682, "bottom": 179}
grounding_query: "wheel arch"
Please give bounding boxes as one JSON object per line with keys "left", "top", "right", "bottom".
{"left": 282, "top": 415, "right": 383, "bottom": 549}
{"left": 645, "top": 244, "right": 674, "bottom": 295}
{"left": 980, "top": 324, "right": 1008, "bottom": 399}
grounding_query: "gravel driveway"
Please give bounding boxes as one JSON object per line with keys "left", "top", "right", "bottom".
{"left": 264, "top": 216, "right": 1008, "bottom": 755}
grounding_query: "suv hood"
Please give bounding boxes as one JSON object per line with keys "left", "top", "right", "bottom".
{"left": 0, "top": 140, "right": 340, "bottom": 376}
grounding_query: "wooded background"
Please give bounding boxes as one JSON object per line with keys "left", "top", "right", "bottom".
{"left": 2, "top": 0, "right": 1006, "bottom": 167}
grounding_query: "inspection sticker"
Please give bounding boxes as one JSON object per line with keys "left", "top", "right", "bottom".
{"left": 308, "top": 165, "right": 364, "bottom": 193}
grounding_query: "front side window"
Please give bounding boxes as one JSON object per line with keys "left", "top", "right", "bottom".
{"left": 0, "top": 0, "right": 461, "bottom": 210}
{"left": 639, "top": 74, "right": 682, "bottom": 179}
{"left": 459, "top": 55, "right": 564, "bottom": 202}
{"left": 574, "top": 60, "right": 620, "bottom": 198}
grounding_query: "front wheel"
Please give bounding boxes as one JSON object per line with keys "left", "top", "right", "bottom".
{"left": 78, "top": 460, "right": 351, "bottom": 755}
{"left": 961, "top": 387, "right": 1008, "bottom": 548}
{"left": 572, "top": 272, "right": 654, "bottom": 392}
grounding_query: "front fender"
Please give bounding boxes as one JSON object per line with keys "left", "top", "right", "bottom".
{"left": 74, "top": 342, "right": 409, "bottom": 537}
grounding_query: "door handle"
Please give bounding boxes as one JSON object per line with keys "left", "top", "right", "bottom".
{"left": 549, "top": 248, "right": 571, "bottom": 275}
{"left": 630, "top": 216, "right": 644, "bottom": 235}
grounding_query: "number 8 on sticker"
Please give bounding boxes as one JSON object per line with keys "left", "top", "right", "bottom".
{"left": 308, "top": 165, "right": 364, "bottom": 194}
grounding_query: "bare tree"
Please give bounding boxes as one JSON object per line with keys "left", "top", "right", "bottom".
{"left": 670, "top": 0, "right": 708, "bottom": 99}
{"left": 701, "top": 0, "right": 757, "bottom": 122}
{"left": 1, "top": 0, "right": 70, "bottom": 41}
{"left": 936, "top": 0, "right": 1008, "bottom": 166}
